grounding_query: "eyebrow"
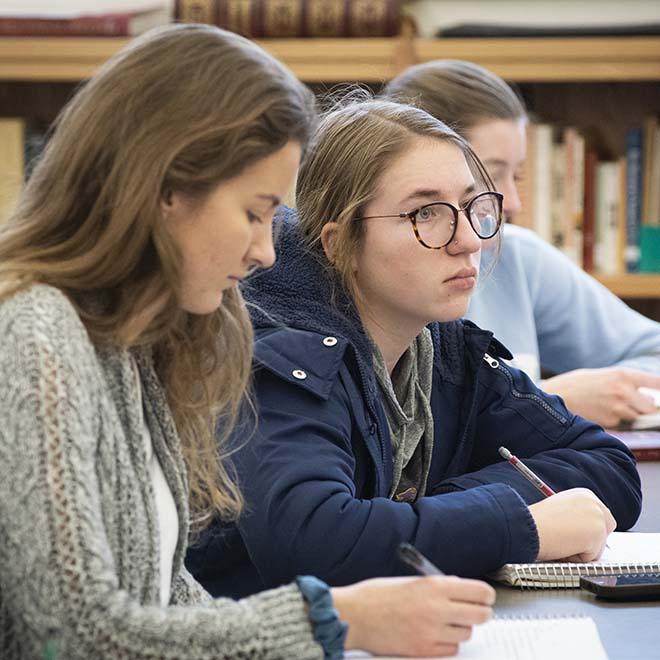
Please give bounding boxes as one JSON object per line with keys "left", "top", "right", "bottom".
{"left": 399, "top": 183, "right": 476, "bottom": 207}
{"left": 482, "top": 158, "right": 508, "bottom": 168}
{"left": 256, "top": 194, "right": 281, "bottom": 207}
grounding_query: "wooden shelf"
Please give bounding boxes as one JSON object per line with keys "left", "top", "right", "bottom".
{"left": 0, "top": 36, "right": 408, "bottom": 82}
{"left": 258, "top": 37, "right": 413, "bottom": 82}
{"left": 594, "top": 273, "right": 660, "bottom": 298}
{"left": 416, "top": 37, "right": 660, "bottom": 81}
{"left": 1, "top": 36, "right": 659, "bottom": 82}
{"left": 0, "top": 37, "right": 128, "bottom": 81}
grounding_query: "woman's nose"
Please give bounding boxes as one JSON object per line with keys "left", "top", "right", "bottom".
{"left": 249, "top": 226, "right": 277, "bottom": 270}
{"left": 501, "top": 176, "right": 522, "bottom": 220}
{"left": 450, "top": 211, "right": 482, "bottom": 254}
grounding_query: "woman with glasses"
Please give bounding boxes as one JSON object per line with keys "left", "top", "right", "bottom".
{"left": 188, "top": 98, "right": 641, "bottom": 599}
{"left": 382, "top": 59, "right": 660, "bottom": 429}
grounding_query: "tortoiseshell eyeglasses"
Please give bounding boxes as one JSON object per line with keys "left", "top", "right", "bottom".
{"left": 355, "top": 190, "right": 503, "bottom": 250}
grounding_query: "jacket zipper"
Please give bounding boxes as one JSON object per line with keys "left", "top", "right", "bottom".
{"left": 482, "top": 353, "right": 568, "bottom": 425}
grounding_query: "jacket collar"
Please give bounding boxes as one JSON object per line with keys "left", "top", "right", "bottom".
{"left": 245, "top": 207, "right": 371, "bottom": 355}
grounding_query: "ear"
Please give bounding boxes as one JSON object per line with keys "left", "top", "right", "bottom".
{"left": 160, "top": 189, "right": 175, "bottom": 218}
{"left": 320, "top": 222, "right": 340, "bottom": 263}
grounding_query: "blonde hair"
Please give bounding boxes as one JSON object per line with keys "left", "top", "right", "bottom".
{"left": 0, "top": 24, "right": 316, "bottom": 532}
{"left": 383, "top": 59, "right": 526, "bottom": 137}
{"left": 296, "top": 95, "right": 493, "bottom": 303}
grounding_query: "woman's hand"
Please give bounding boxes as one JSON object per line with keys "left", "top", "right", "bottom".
{"left": 541, "top": 368, "right": 660, "bottom": 428}
{"left": 331, "top": 575, "right": 495, "bottom": 657}
{"left": 529, "top": 488, "right": 616, "bottom": 562}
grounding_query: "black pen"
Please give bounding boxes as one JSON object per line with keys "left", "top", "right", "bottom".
{"left": 398, "top": 542, "right": 445, "bottom": 576}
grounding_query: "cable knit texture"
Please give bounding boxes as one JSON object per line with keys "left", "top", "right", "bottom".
{"left": 0, "top": 283, "right": 322, "bottom": 660}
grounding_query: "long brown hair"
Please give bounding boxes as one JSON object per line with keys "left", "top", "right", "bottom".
{"left": 382, "top": 59, "right": 526, "bottom": 136}
{"left": 0, "top": 24, "right": 316, "bottom": 531}
{"left": 296, "top": 95, "right": 493, "bottom": 304}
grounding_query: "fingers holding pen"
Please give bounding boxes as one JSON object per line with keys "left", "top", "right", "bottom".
{"left": 332, "top": 573, "right": 495, "bottom": 658}
{"left": 440, "top": 575, "right": 496, "bottom": 607}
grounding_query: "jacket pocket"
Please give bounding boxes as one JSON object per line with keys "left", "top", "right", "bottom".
{"left": 482, "top": 353, "right": 571, "bottom": 440}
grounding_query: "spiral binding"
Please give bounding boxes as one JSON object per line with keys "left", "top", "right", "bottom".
{"left": 508, "top": 561, "right": 660, "bottom": 589}
{"left": 494, "top": 613, "right": 586, "bottom": 620}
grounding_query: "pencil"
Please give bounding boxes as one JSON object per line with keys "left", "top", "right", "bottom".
{"left": 498, "top": 446, "right": 610, "bottom": 549}
{"left": 498, "top": 446, "right": 556, "bottom": 497}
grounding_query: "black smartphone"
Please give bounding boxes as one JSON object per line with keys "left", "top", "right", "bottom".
{"left": 580, "top": 573, "right": 660, "bottom": 601}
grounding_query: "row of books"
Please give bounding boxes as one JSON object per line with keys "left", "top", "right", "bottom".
{"left": 514, "top": 119, "right": 660, "bottom": 274}
{"left": 0, "top": 1, "right": 402, "bottom": 38}
{"left": 2, "top": 114, "right": 660, "bottom": 276}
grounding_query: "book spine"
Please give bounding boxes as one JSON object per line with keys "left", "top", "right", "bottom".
{"left": 617, "top": 156, "right": 627, "bottom": 273}
{"left": 532, "top": 123, "right": 554, "bottom": 244}
{"left": 632, "top": 447, "right": 660, "bottom": 462}
{"left": 647, "top": 118, "right": 660, "bottom": 227}
{"left": 642, "top": 116, "right": 657, "bottom": 225}
{"left": 512, "top": 123, "right": 535, "bottom": 229}
{"left": 561, "top": 128, "right": 576, "bottom": 262}
{"left": 563, "top": 128, "right": 585, "bottom": 266}
{"left": 582, "top": 149, "right": 598, "bottom": 272}
{"left": 176, "top": 0, "right": 402, "bottom": 37}
{"left": 0, "top": 117, "right": 25, "bottom": 225}
{"left": 594, "top": 161, "right": 622, "bottom": 275}
{"left": 176, "top": 0, "right": 219, "bottom": 24}
{"left": 0, "top": 14, "right": 132, "bottom": 37}
{"left": 625, "top": 127, "right": 643, "bottom": 272}
{"left": 550, "top": 141, "right": 566, "bottom": 251}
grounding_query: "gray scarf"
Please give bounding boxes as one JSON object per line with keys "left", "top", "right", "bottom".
{"left": 372, "top": 328, "right": 434, "bottom": 502}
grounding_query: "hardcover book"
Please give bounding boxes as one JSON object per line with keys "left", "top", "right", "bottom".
{"left": 0, "top": 2, "right": 170, "bottom": 37}
{"left": 175, "top": 0, "right": 402, "bottom": 38}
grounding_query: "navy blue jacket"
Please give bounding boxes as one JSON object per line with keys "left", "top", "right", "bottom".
{"left": 187, "top": 210, "right": 642, "bottom": 598}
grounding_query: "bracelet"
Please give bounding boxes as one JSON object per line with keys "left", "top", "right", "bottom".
{"left": 296, "top": 575, "right": 348, "bottom": 660}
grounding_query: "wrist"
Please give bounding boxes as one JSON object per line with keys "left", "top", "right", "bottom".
{"left": 529, "top": 502, "right": 551, "bottom": 561}
{"left": 330, "top": 585, "right": 362, "bottom": 651}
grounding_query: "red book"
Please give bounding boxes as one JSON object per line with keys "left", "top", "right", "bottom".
{"left": 0, "top": 4, "right": 168, "bottom": 37}
{"left": 176, "top": 0, "right": 402, "bottom": 38}
{"left": 582, "top": 148, "right": 598, "bottom": 272}
{"left": 609, "top": 430, "right": 660, "bottom": 462}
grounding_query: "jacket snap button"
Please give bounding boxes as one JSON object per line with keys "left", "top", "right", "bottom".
{"left": 292, "top": 369, "right": 307, "bottom": 380}
{"left": 323, "top": 336, "right": 338, "bottom": 347}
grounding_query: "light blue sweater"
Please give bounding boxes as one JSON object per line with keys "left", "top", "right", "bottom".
{"left": 467, "top": 224, "right": 660, "bottom": 381}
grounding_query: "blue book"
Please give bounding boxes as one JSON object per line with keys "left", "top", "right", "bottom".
{"left": 625, "top": 127, "right": 643, "bottom": 272}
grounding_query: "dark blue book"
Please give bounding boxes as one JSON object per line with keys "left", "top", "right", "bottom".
{"left": 625, "top": 127, "right": 644, "bottom": 273}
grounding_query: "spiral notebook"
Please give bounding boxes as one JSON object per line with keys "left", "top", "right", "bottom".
{"left": 344, "top": 616, "right": 607, "bottom": 659}
{"left": 493, "top": 531, "right": 660, "bottom": 588}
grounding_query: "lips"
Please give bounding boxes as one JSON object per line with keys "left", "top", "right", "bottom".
{"left": 444, "top": 267, "right": 477, "bottom": 283}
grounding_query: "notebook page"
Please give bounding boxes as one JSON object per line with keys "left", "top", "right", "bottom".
{"left": 598, "top": 531, "right": 660, "bottom": 564}
{"left": 459, "top": 617, "right": 607, "bottom": 660}
{"left": 343, "top": 617, "right": 607, "bottom": 660}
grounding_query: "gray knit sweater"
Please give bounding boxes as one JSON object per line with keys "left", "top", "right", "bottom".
{"left": 0, "top": 284, "right": 322, "bottom": 660}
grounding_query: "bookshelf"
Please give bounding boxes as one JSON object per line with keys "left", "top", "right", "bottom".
{"left": 595, "top": 273, "right": 660, "bottom": 299}
{"left": 0, "top": 34, "right": 658, "bottom": 307}
{"left": 0, "top": 36, "right": 659, "bottom": 82}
